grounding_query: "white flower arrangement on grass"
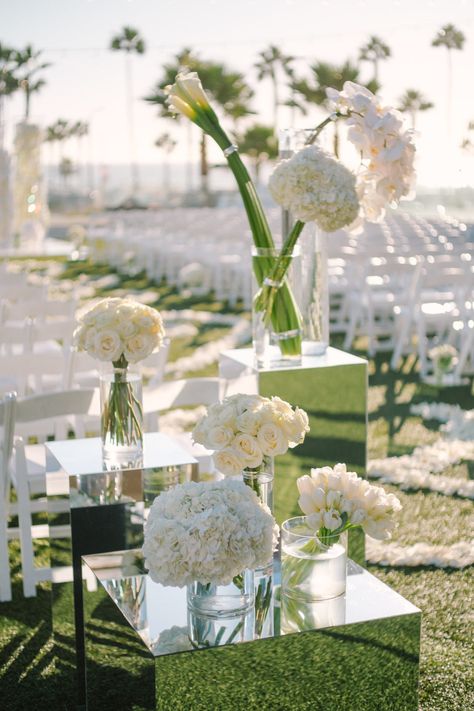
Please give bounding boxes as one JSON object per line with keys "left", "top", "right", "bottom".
{"left": 73, "top": 297, "right": 165, "bottom": 450}
{"left": 297, "top": 462, "right": 402, "bottom": 544}
{"left": 142, "top": 479, "right": 279, "bottom": 587}
{"left": 428, "top": 343, "right": 458, "bottom": 380}
{"left": 192, "top": 394, "right": 309, "bottom": 477}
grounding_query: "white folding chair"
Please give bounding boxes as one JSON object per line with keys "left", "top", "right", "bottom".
{"left": 0, "top": 392, "right": 16, "bottom": 601}
{"left": 2, "top": 389, "right": 100, "bottom": 597}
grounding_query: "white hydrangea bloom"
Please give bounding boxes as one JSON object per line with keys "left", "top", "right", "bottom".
{"left": 268, "top": 145, "right": 360, "bottom": 231}
{"left": 142, "top": 479, "right": 279, "bottom": 587}
{"left": 297, "top": 463, "right": 402, "bottom": 540}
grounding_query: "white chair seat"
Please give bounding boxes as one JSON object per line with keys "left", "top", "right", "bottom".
{"left": 23, "top": 444, "right": 46, "bottom": 493}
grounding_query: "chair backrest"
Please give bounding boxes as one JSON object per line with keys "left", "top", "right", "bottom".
{"left": 0, "top": 392, "right": 17, "bottom": 495}
{"left": 9, "top": 387, "right": 100, "bottom": 445}
{"left": 143, "top": 377, "right": 220, "bottom": 413}
{"left": 0, "top": 351, "right": 68, "bottom": 396}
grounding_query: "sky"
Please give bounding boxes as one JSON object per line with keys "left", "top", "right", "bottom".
{"left": 2, "top": 0, "right": 474, "bottom": 188}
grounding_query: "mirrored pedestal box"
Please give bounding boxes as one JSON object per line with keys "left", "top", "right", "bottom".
{"left": 46, "top": 433, "right": 197, "bottom": 709}
{"left": 83, "top": 551, "right": 420, "bottom": 711}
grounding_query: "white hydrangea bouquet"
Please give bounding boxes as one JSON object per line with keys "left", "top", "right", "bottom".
{"left": 297, "top": 462, "right": 402, "bottom": 544}
{"left": 192, "top": 393, "right": 309, "bottom": 494}
{"left": 73, "top": 297, "right": 165, "bottom": 454}
{"left": 163, "top": 74, "right": 416, "bottom": 359}
{"left": 428, "top": 344, "right": 458, "bottom": 383}
{"left": 142, "top": 479, "right": 279, "bottom": 587}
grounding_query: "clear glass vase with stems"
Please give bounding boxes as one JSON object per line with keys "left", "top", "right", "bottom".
{"left": 100, "top": 360, "right": 143, "bottom": 466}
{"left": 281, "top": 516, "right": 347, "bottom": 601}
{"left": 252, "top": 245, "right": 303, "bottom": 368}
{"left": 241, "top": 455, "right": 274, "bottom": 512}
{"left": 187, "top": 606, "right": 254, "bottom": 649}
{"left": 187, "top": 569, "right": 254, "bottom": 619}
{"left": 279, "top": 128, "right": 329, "bottom": 356}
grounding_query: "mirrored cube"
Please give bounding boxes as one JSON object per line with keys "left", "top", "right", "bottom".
{"left": 46, "top": 432, "right": 196, "bottom": 708}
{"left": 220, "top": 347, "right": 368, "bottom": 561}
{"left": 83, "top": 551, "right": 420, "bottom": 711}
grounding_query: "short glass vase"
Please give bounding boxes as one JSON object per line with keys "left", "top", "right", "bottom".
{"left": 281, "top": 517, "right": 347, "bottom": 601}
{"left": 100, "top": 366, "right": 143, "bottom": 466}
{"left": 187, "top": 570, "right": 255, "bottom": 619}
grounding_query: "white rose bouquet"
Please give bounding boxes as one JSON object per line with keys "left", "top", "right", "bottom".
{"left": 142, "top": 479, "right": 279, "bottom": 587}
{"left": 192, "top": 393, "right": 309, "bottom": 495}
{"left": 297, "top": 462, "right": 402, "bottom": 545}
{"left": 428, "top": 344, "right": 458, "bottom": 383}
{"left": 157, "top": 73, "right": 416, "bottom": 359}
{"left": 73, "top": 297, "right": 165, "bottom": 452}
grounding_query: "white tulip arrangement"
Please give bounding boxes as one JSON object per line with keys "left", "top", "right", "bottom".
{"left": 297, "top": 463, "right": 402, "bottom": 546}
{"left": 192, "top": 393, "right": 310, "bottom": 478}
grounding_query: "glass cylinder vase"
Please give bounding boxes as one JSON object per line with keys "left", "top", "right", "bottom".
{"left": 279, "top": 128, "right": 330, "bottom": 356}
{"left": 252, "top": 245, "right": 303, "bottom": 369}
{"left": 281, "top": 516, "right": 347, "bottom": 601}
{"left": 187, "top": 569, "right": 254, "bottom": 619}
{"left": 100, "top": 366, "right": 143, "bottom": 466}
{"left": 242, "top": 455, "right": 274, "bottom": 512}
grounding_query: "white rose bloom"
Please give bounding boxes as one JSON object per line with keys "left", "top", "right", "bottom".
{"left": 192, "top": 419, "right": 209, "bottom": 447}
{"left": 257, "top": 422, "right": 288, "bottom": 456}
{"left": 123, "top": 333, "right": 155, "bottom": 363}
{"left": 232, "top": 434, "right": 264, "bottom": 469}
{"left": 236, "top": 410, "right": 261, "bottom": 436}
{"left": 93, "top": 329, "right": 123, "bottom": 362}
{"left": 213, "top": 448, "right": 245, "bottom": 477}
{"left": 118, "top": 320, "right": 138, "bottom": 338}
{"left": 282, "top": 407, "right": 310, "bottom": 446}
{"left": 206, "top": 425, "right": 234, "bottom": 450}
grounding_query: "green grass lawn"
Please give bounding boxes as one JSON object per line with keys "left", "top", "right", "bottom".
{"left": 1, "top": 257, "right": 473, "bottom": 710}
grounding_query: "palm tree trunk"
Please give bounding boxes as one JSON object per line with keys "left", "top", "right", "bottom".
{"left": 200, "top": 133, "right": 209, "bottom": 198}
{"left": 25, "top": 88, "right": 30, "bottom": 122}
{"left": 446, "top": 48, "right": 452, "bottom": 136}
{"left": 124, "top": 53, "right": 139, "bottom": 197}
{"left": 333, "top": 122, "right": 340, "bottom": 159}
{"left": 272, "top": 71, "right": 279, "bottom": 130}
{"left": 0, "top": 96, "right": 5, "bottom": 149}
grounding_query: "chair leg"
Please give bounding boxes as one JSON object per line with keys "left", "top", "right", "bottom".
{"left": 0, "top": 492, "right": 12, "bottom": 602}
{"left": 14, "top": 441, "right": 37, "bottom": 597}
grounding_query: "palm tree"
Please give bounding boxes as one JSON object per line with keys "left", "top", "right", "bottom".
{"left": 59, "top": 156, "right": 75, "bottom": 193}
{"left": 291, "top": 60, "right": 378, "bottom": 157}
{"left": 432, "top": 24, "right": 466, "bottom": 132}
{"left": 110, "top": 26, "right": 146, "bottom": 198}
{"left": 254, "top": 45, "right": 294, "bottom": 129}
{"left": 146, "top": 48, "right": 254, "bottom": 197}
{"left": 14, "top": 45, "right": 50, "bottom": 121}
{"left": 398, "top": 89, "right": 434, "bottom": 129}
{"left": 71, "top": 121, "right": 89, "bottom": 191}
{"left": 239, "top": 124, "right": 278, "bottom": 184}
{"left": 0, "top": 43, "right": 20, "bottom": 148}
{"left": 358, "top": 35, "right": 391, "bottom": 84}
{"left": 44, "top": 119, "right": 74, "bottom": 185}
{"left": 155, "top": 132, "right": 176, "bottom": 196}
{"left": 461, "top": 120, "right": 474, "bottom": 153}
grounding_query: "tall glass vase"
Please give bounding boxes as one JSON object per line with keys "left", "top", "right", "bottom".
{"left": 279, "top": 128, "right": 330, "bottom": 356}
{"left": 241, "top": 455, "right": 274, "bottom": 512}
{"left": 100, "top": 366, "right": 143, "bottom": 467}
{"left": 252, "top": 245, "right": 303, "bottom": 369}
